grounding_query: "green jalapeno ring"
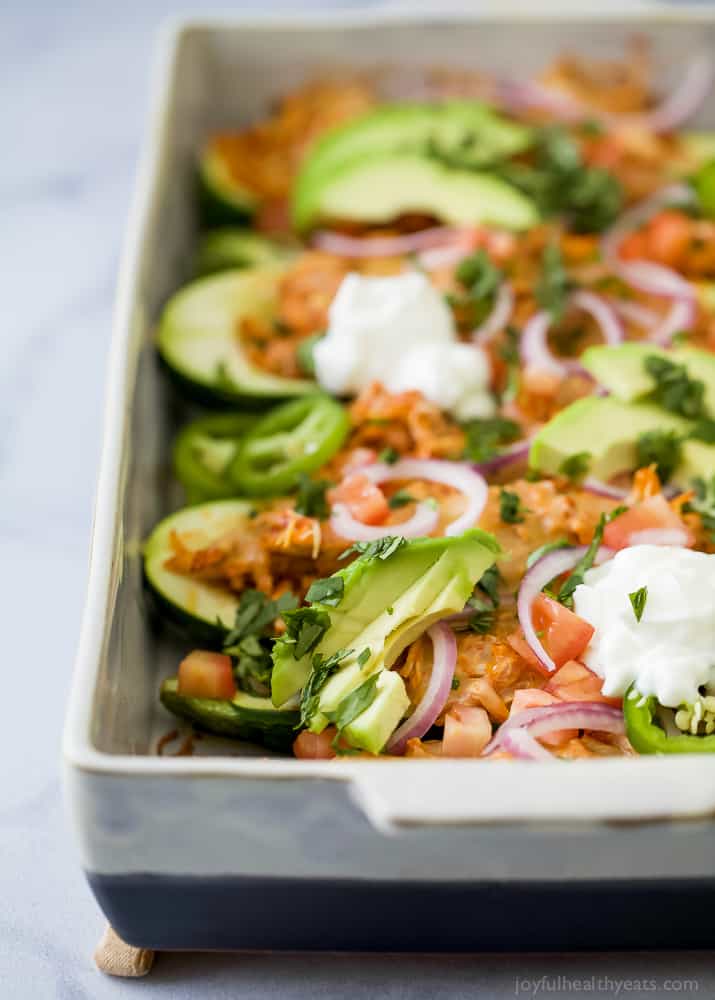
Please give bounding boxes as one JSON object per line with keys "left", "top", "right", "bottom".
{"left": 623, "top": 682, "right": 715, "bottom": 754}
{"left": 228, "top": 395, "right": 349, "bottom": 497}
{"left": 173, "top": 412, "right": 259, "bottom": 504}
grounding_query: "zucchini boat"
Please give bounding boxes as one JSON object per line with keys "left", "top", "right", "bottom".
{"left": 160, "top": 678, "right": 298, "bottom": 752}
{"left": 144, "top": 499, "right": 257, "bottom": 644}
{"left": 194, "top": 229, "right": 297, "bottom": 277}
{"left": 198, "top": 144, "right": 259, "bottom": 226}
{"left": 156, "top": 265, "right": 315, "bottom": 406}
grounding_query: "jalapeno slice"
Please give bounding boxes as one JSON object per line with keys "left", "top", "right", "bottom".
{"left": 623, "top": 683, "right": 715, "bottom": 754}
{"left": 228, "top": 395, "right": 349, "bottom": 497}
{"left": 173, "top": 412, "right": 258, "bottom": 504}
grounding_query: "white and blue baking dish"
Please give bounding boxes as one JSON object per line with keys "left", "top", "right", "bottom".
{"left": 63, "top": 7, "right": 715, "bottom": 951}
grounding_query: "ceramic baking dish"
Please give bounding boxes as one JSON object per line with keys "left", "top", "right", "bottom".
{"left": 63, "top": 7, "right": 715, "bottom": 951}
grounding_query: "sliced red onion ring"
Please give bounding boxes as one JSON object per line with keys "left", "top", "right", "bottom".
{"left": 627, "top": 527, "right": 691, "bottom": 547}
{"left": 312, "top": 227, "right": 466, "bottom": 259}
{"left": 517, "top": 545, "right": 613, "bottom": 673}
{"left": 582, "top": 478, "right": 629, "bottom": 500}
{"left": 330, "top": 500, "right": 439, "bottom": 542}
{"left": 361, "top": 459, "right": 489, "bottom": 536}
{"left": 417, "top": 244, "right": 472, "bottom": 271}
{"left": 472, "top": 281, "right": 515, "bottom": 346}
{"left": 608, "top": 298, "right": 660, "bottom": 332}
{"left": 386, "top": 623, "right": 457, "bottom": 755}
{"left": 472, "top": 438, "right": 531, "bottom": 477}
{"left": 648, "top": 297, "right": 696, "bottom": 347}
{"left": 499, "top": 727, "right": 555, "bottom": 761}
{"left": 500, "top": 56, "right": 713, "bottom": 134}
{"left": 484, "top": 701, "right": 625, "bottom": 757}
{"left": 617, "top": 260, "right": 694, "bottom": 301}
{"left": 520, "top": 291, "right": 623, "bottom": 377}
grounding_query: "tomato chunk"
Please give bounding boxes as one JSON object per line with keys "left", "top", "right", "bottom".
{"left": 293, "top": 728, "right": 337, "bottom": 759}
{"left": 329, "top": 473, "right": 389, "bottom": 525}
{"left": 603, "top": 495, "right": 693, "bottom": 551}
{"left": 442, "top": 705, "right": 492, "bottom": 757}
{"left": 644, "top": 211, "right": 692, "bottom": 268}
{"left": 545, "top": 660, "right": 621, "bottom": 706}
{"left": 506, "top": 630, "right": 552, "bottom": 677}
{"left": 532, "top": 594, "right": 595, "bottom": 669}
{"left": 177, "top": 650, "right": 236, "bottom": 700}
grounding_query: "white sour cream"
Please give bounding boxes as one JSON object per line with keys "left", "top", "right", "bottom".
{"left": 573, "top": 545, "right": 715, "bottom": 708}
{"left": 313, "top": 270, "right": 495, "bottom": 420}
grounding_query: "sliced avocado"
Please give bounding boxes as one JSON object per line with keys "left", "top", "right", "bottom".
{"left": 271, "top": 530, "right": 500, "bottom": 752}
{"left": 303, "top": 153, "right": 538, "bottom": 233}
{"left": 293, "top": 101, "right": 533, "bottom": 231}
{"left": 156, "top": 266, "right": 315, "bottom": 406}
{"left": 678, "top": 132, "right": 715, "bottom": 171}
{"left": 160, "top": 678, "right": 299, "bottom": 752}
{"left": 581, "top": 343, "right": 715, "bottom": 415}
{"left": 194, "top": 229, "right": 296, "bottom": 277}
{"left": 528, "top": 395, "right": 694, "bottom": 483}
{"left": 342, "top": 670, "right": 409, "bottom": 755}
{"left": 199, "top": 143, "right": 259, "bottom": 226}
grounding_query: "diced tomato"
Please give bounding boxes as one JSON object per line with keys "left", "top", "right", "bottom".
{"left": 177, "top": 650, "right": 236, "bottom": 700}
{"left": 532, "top": 594, "right": 595, "bottom": 669}
{"left": 509, "top": 688, "right": 576, "bottom": 746}
{"left": 254, "top": 197, "right": 291, "bottom": 235}
{"left": 442, "top": 705, "right": 492, "bottom": 757}
{"left": 644, "top": 211, "right": 692, "bottom": 268}
{"left": 293, "top": 728, "right": 337, "bottom": 759}
{"left": 545, "top": 660, "right": 621, "bottom": 707}
{"left": 329, "top": 473, "right": 389, "bottom": 525}
{"left": 618, "top": 230, "right": 649, "bottom": 261}
{"left": 506, "top": 630, "right": 552, "bottom": 677}
{"left": 603, "top": 495, "right": 693, "bottom": 550}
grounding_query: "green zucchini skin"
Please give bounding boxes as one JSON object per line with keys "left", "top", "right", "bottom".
{"left": 194, "top": 229, "right": 296, "bottom": 277}
{"left": 161, "top": 679, "right": 298, "bottom": 752}
{"left": 143, "top": 500, "right": 259, "bottom": 645}
{"left": 198, "top": 148, "right": 258, "bottom": 227}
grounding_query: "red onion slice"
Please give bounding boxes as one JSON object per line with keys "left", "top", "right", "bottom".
{"left": 517, "top": 545, "right": 612, "bottom": 673}
{"left": 417, "top": 244, "right": 472, "bottom": 271}
{"left": 484, "top": 701, "right": 625, "bottom": 756}
{"left": 608, "top": 298, "right": 660, "bottom": 333}
{"left": 601, "top": 183, "right": 694, "bottom": 264}
{"left": 500, "top": 727, "right": 555, "bottom": 761}
{"left": 582, "top": 478, "right": 629, "bottom": 500}
{"left": 520, "top": 291, "right": 623, "bottom": 377}
{"left": 472, "top": 281, "right": 515, "bottom": 346}
{"left": 386, "top": 623, "right": 457, "bottom": 755}
{"left": 361, "top": 459, "right": 489, "bottom": 536}
{"left": 500, "top": 56, "right": 713, "bottom": 134}
{"left": 312, "top": 227, "right": 467, "bottom": 259}
{"left": 472, "top": 438, "right": 531, "bottom": 477}
{"left": 330, "top": 500, "right": 439, "bottom": 542}
{"left": 648, "top": 297, "right": 696, "bottom": 347}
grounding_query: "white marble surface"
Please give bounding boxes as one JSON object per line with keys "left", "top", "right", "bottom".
{"left": 3, "top": 1, "right": 715, "bottom": 996}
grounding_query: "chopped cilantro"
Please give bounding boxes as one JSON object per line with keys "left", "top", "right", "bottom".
{"left": 536, "top": 241, "right": 572, "bottom": 323}
{"left": 222, "top": 589, "right": 298, "bottom": 695}
{"left": 305, "top": 575, "right": 344, "bottom": 607}
{"left": 294, "top": 473, "right": 331, "bottom": 519}
{"left": 644, "top": 355, "right": 707, "bottom": 420}
{"left": 499, "top": 488, "right": 528, "bottom": 524}
{"left": 378, "top": 447, "right": 399, "bottom": 465}
{"left": 559, "top": 451, "right": 591, "bottom": 482}
{"left": 386, "top": 605, "right": 394, "bottom": 615}
{"left": 688, "top": 418, "right": 715, "bottom": 445}
{"left": 557, "top": 508, "right": 626, "bottom": 609}
{"left": 635, "top": 429, "right": 683, "bottom": 484}
{"left": 466, "top": 596, "right": 496, "bottom": 634}
{"left": 298, "top": 648, "right": 352, "bottom": 728}
{"left": 629, "top": 586, "right": 648, "bottom": 623}
{"left": 462, "top": 416, "right": 521, "bottom": 464}
{"left": 477, "top": 564, "right": 502, "bottom": 607}
{"left": 451, "top": 677, "right": 460, "bottom": 691}
{"left": 388, "top": 489, "right": 415, "bottom": 509}
{"left": 339, "top": 535, "right": 407, "bottom": 563}
{"left": 324, "top": 671, "right": 380, "bottom": 732}
{"left": 684, "top": 476, "right": 715, "bottom": 542}
{"left": 280, "top": 607, "right": 331, "bottom": 660}
{"left": 456, "top": 248, "right": 502, "bottom": 302}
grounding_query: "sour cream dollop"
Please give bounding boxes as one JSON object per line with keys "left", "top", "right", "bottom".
{"left": 313, "top": 270, "right": 495, "bottom": 420}
{"left": 573, "top": 545, "right": 715, "bottom": 708}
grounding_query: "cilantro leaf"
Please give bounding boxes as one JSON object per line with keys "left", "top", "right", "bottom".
{"left": 559, "top": 451, "right": 591, "bottom": 482}
{"left": 456, "top": 249, "right": 502, "bottom": 303}
{"left": 688, "top": 418, "right": 715, "bottom": 444}
{"left": 222, "top": 589, "right": 298, "bottom": 695}
{"left": 294, "top": 473, "right": 332, "bottom": 519}
{"left": 324, "top": 671, "right": 380, "bottom": 732}
{"left": 635, "top": 429, "right": 683, "bottom": 484}
{"left": 388, "top": 489, "right": 415, "bottom": 509}
{"left": 378, "top": 447, "right": 399, "bottom": 465}
{"left": 461, "top": 416, "right": 521, "bottom": 464}
{"left": 477, "top": 564, "right": 502, "bottom": 607}
{"left": 298, "top": 648, "right": 353, "bottom": 728}
{"left": 305, "top": 575, "right": 344, "bottom": 607}
{"left": 499, "top": 488, "right": 528, "bottom": 524}
{"left": 536, "top": 241, "right": 572, "bottom": 323}
{"left": 629, "top": 586, "right": 648, "bottom": 623}
{"left": 280, "top": 606, "right": 331, "bottom": 660}
{"left": 683, "top": 475, "right": 715, "bottom": 542}
{"left": 338, "top": 535, "right": 407, "bottom": 563}
{"left": 466, "top": 596, "right": 496, "bottom": 635}
{"left": 557, "top": 508, "right": 626, "bottom": 609}
{"left": 644, "top": 354, "right": 707, "bottom": 420}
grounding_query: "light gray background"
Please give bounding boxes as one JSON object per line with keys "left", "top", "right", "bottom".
{"left": 2, "top": 1, "right": 714, "bottom": 996}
